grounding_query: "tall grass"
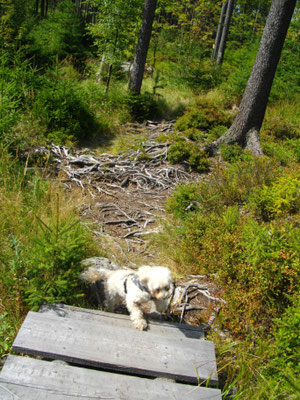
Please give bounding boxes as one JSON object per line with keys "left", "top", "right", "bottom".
{"left": 0, "top": 146, "right": 100, "bottom": 359}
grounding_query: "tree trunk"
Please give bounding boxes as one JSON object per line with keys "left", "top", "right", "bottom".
{"left": 105, "top": 64, "right": 113, "bottom": 94}
{"left": 75, "top": 0, "right": 81, "bottom": 14}
{"left": 96, "top": 53, "right": 106, "bottom": 84}
{"left": 212, "top": 1, "right": 228, "bottom": 62}
{"left": 35, "top": 0, "right": 39, "bottom": 15}
{"left": 216, "top": 0, "right": 235, "bottom": 65}
{"left": 206, "top": 0, "right": 297, "bottom": 156}
{"left": 105, "top": 29, "right": 119, "bottom": 94}
{"left": 40, "top": 0, "right": 45, "bottom": 17}
{"left": 128, "top": 0, "right": 157, "bottom": 95}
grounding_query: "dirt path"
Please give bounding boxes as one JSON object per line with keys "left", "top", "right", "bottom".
{"left": 43, "top": 121, "right": 223, "bottom": 327}
{"left": 47, "top": 121, "right": 200, "bottom": 264}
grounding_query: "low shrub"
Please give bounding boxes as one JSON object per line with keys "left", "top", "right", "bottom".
{"left": 32, "top": 79, "right": 98, "bottom": 144}
{"left": 166, "top": 183, "right": 199, "bottom": 218}
{"left": 270, "top": 296, "right": 300, "bottom": 375}
{"left": 262, "top": 142, "right": 296, "bottom": 166}
{"left": 175, "top": 101, "right": 231, "bottom": 133}
{"left": 263, "top": 118, "right": 300, "bottom": 140}
{"left": 0, "top": 148, "right": 101, "bottom": 358}
{"left": 220, "top": 143, "right": 252, "bottom": 163}
{"left": 159, "top": 158, "right": 299, "bottom": 337}
{"left": 207, "top": 125, "right": 228, "bottom": 140}
{"left": 24, "top": 207, "right": 90, "bottom": 310}
{"left": 126, "top": 92, "right": 159, "bottom": 122}
{"left": 167, "top": 140, "right": 210, "bottom": 172}
{"left": 249, "top": 175, "right": 300, "bottom": 220}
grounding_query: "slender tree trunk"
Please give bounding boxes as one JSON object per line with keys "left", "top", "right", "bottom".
{"left": 40, "top": 0, "right": 45, "bottom": 17}
{"left": 96, "top": 53, "right": 106, "bottom": 84}
{"left": 105, "top": 64, "right": 113, "bottom": 94}
{"left": 35, "top": 0, "right": 39, "bottom": 15}
{"left": 206, "top": 0, "right": 297, "bottom": 156}
{"left": 105, "top": 29, "right": 119, "bottom": 94}
{"left": 128, "top": 0, "right": 157, "bottom": 95}
{"left": 216, "top": 0, "right": 235, "bottom": 65}
{"left": 75, "top": 0, "right": 81, "bottom": 14}
{"left": 45, "top": 0, "right": 48, "bottom": 17}
{"left": 212, "top": 1, "right": 228, "bottom": 62}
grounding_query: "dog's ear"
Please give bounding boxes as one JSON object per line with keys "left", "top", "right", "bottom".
{"left": 137, "top": 266, "right": 152, "bottom": 285}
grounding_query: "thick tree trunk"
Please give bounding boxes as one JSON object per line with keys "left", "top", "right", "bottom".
{"left": 128, "top": 0, "right": 157, "bottom": 95}
{"left": 216, "top": 0, "right": 235, "bottom": 65}
{"left": 212, "top": 1, "right": 228, "bottom": 62}
{"left": 206, "top": 0, "right": 297, "bottom": 156}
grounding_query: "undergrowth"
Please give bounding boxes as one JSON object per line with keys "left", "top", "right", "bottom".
{"left": 154, "top": 150, "right": 299, "bottom": 397}
{"left": 0, "top": 147, "right": 103, "bottom": 360}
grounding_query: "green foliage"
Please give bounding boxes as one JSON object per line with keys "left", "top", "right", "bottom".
{"left": 0, "top": 0, "right": 35, "bottom": 45}
{"left": 0, "top": 147, "right": 100, "bottom": 358}
{"left": 0, "top": 50, "right": 39, "bottom": 142}
{"left": 207, "top": 124, "right": 228, "bottom": 140}
{"left": 240, "top": 219, "right": 299, "bottom": 305}
{"left": 0, "top": 313, "right": 16, "bottom": 357}
{"left": 262, "top": 142, "right": 296, "bottom": 166}
{"left": 167, "top": 139, "right": 210, "bottom": 172}
{"left": 28, "top": 0, "right": 89, "bottom": 66}
{"left": 220, "top": 143, "right": 252, "bottom": 163}
{"left": 263, "top": 118, "right": 300, "bottom": 140}
{"left": 270, "top": 17, "right": 300, "bottom": 101}
{"left": 221, "top": 40, "right": 259, "bottom": 99}
{"left": 126, "top": 92, "right": 159, "bottom": 122}
{"left": 175, "top": 101, "right": 231, "bottom": 133}
{"left": 166, "top": 183, "right": 199, "bottom": 218}
{"left": 24, "top": 206, "right": 89, "bottom": 310}
{"left": 87, "top": 0, "right": 143, "bottom": 84}
{"left": 271, "top": 296, "right": 300, "bottom": 374}
{"left": 32, "top": 78, "right": 98, "bottom": 144}
{"left": 249, "top": 175, "right": 300, "bottom": 220}
{"left": 160, "top": 158, "right": 299, "bottom": 337}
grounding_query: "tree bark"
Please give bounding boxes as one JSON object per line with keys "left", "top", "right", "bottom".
{"left": 40, "top": 0, "right": 45, "bottom": 17}
{"left": 96, "top": 53, "right": 106, "bottom": 84}
{"left": 216, "top": 0, "right": 235, "bottom": 65}
{"left": 212, "top": 1, "right": 228, "bottom": 62}
{"left": 128, "top": 0, "right": 157, "bottom": 95}
{"left": 206, "top": 0, "right": 297, "bottom": 156}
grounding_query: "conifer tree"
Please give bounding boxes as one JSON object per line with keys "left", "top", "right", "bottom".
{"left": 206, "top": 0, "right": 297, "bottom": 156}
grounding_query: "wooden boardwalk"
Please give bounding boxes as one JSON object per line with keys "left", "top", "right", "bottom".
{"left": 0, "top": 304, "right": 222, "bottom": 399}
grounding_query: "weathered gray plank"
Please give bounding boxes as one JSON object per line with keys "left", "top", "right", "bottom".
{"left": 0, "top": 355, "right": 222, "bottom": 400}
{"left": 39, "top": 303, "right": 206, "bottom": 339}
{"left": 13, "top": 311, "right": 218, "bottom": 385}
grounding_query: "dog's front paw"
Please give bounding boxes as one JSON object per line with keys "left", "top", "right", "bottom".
{"left": 133, "top": 318, "right": 148, "bottom": 331}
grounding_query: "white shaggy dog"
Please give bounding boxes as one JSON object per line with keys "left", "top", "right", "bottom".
{"left": 80, "top": 265, "right": 173, "bottom": 330}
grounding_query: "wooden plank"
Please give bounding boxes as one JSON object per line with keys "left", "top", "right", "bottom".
{"left": 0, "top": 356, "right": 222, "bottom": 400}
{"left": 12, "top": 311, "right": 218, "bottom": 386}
{"left": 39, "top": 303, "right": 206, "bottom": 339}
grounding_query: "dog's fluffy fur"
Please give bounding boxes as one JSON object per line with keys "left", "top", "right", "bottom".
{"left": 80, "top": 265, "right": 173, "bottom": 330}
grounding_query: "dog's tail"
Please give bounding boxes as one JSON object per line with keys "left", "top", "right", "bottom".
{"left": 80, "top": 267, "right": 112, "bottom": 283}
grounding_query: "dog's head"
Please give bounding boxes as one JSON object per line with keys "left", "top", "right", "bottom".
{"left": 138, "top": 266, "right": 173, "bottom": 300}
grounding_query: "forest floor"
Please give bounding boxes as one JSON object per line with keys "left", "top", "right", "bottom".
{"left": 41, "top": 121, "right": 224, "bottom": 328}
